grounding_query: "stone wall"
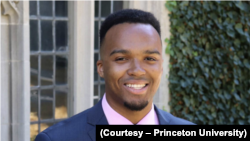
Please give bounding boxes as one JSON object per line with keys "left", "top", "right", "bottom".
{"left": 1, "top": 1, "right": 30, "bottom": 141}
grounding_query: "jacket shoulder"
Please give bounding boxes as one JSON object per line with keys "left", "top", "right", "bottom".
{"left": 35, "top": 132, "right": 51, "bottom": 141}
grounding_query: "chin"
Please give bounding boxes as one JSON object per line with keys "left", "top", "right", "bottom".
{"left": 124, "top": 100, "right": 148, "bottom": 111}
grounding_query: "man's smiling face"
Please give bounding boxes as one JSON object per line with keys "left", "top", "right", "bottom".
{"left": 97, "top": 23, "right": 163, "bottom": 111}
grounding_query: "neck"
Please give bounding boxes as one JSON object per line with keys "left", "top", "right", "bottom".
{"left": 106, "top": 95, "right": 153, "bottom": 124}
{"left": 124, "top": 107, "right": 152, "bottom": 124}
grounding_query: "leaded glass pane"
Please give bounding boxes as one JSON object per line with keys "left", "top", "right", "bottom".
{"left": 30, "top": 90, "right": 38, "bottom": 122}
{"left": 101, "top": 1, "right": 111, "bottom": 17}
{"left": 41, "top": 21, "right": 53, "bottom": 51}
{"left": 94, "top": 21, "right": 99, "bottom": 50}
{"left": 41, "top": 89, "right": 53, "bottom": 120}
{"left": 94, "top": 85, "right": 98, "bottom": 96}
{"left": 41, "top": 56, "right": 53, "bottom": 86}
{"left": 30, "top": 56, "right": 38, "bottom": 86}
{"left": 56, "top": 56, "right": 68, "bottom": 85}
{"left": 113, "top": 1, "right": 123, "bottom": 12}
{"left": 55, "top": 1, "right": 68, "bottom": 17}
{"left": 94, "top": 53, "right": 99, "bottom": 81}
{"left": 30, "top": 124, "right": 38, "bottom": 141}
{"left": 56, "top": 21, "right": 68, "bottom": 51}
{"left": 30, "top": 20, "right": 38, "bottom": 51}
{"left": 29, "top": 1, "right": 37, "bottom": 16}
{"left": 95, "top": 1, "right": 99, "bottom": 17}
{"left": 55, "top": 90, "right": 68, "bottom": 119}
{"left": 100, "top": 84, "right": 105, "bottom": 98}
{"left": 40, "top": 1, "right": 52, "bottom": 16}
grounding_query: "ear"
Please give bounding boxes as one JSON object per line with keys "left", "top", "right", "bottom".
{"left": 97, "top": 60, "right": 104, "bottom": 78}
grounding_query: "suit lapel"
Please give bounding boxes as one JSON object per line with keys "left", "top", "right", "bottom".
{"left": 87, "top": 98, "right": 108, "bottom": 141}
{"left": 154, "top": 105, "right": 170, "bottom": 125}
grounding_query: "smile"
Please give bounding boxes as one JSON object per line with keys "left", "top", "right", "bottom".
{"left": 125, "top": 84, "right": 147, "bottom": 89}
{"left": 123, "top": 83, "right": 149, "bottom": 94}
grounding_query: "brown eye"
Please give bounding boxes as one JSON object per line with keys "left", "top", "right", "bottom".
{"left": 145, "top": 57, "right": 156, "bottom": 61}
{"left": 115, "top": 57, "right": 126, "bottom": 61}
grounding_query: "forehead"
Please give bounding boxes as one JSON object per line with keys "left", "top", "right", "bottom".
{"left": 102, "top": 23, "right": 162, "bottom": 54}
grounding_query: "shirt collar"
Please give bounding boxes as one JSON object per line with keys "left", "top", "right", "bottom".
{"left": 102, "top": 93, "right": 159, "bottom": 125}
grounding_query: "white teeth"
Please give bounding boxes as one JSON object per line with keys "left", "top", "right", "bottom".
{"left": 125, "top": 84, "right": 146, "bottom": 89}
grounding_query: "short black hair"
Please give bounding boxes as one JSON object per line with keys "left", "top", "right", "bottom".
{"left": 99, "top": 9, "right": 161, "bottom": 47}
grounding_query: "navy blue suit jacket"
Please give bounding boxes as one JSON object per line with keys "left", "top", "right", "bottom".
{"left": 35, "top": 99, "right": 194, "bottom": 141}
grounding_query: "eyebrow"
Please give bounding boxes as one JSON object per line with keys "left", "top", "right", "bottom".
{"left": 144, "top": 50, "right": 161, "bottom": 55}
{"left": 110, "top": 49, "right": 131, "bottom": 56}
{"left": 109, "top": 49, "right": 161, "bottom": 56}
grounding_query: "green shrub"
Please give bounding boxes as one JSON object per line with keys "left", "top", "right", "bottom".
{"left": 166, "top": 1, "right": 250, "bottom": 124}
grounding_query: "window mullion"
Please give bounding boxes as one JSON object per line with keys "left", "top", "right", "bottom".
{"left": 52, "top": 0, "right": 56, "bottom": 124}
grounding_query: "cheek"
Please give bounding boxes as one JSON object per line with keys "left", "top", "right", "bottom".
{"left": 149, "top": 63, "right": 162, "bottom": 74}
{"left": 148, "top": 64, "right": 162, "bottom": 84}
{"left": 104, "top": 63, "right": 127, "bottom": 82}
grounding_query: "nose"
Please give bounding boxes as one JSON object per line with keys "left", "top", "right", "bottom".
{"left": 127, "top": 59, "right": 146, "bottom": 76}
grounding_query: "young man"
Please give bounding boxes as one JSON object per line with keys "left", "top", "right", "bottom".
{"left": 35, "top": 9, "right": 194, "bottom": 141}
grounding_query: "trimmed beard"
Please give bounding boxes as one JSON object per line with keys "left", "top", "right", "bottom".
{"left": 124, "top": 100, "right": 148, "bottom": 111}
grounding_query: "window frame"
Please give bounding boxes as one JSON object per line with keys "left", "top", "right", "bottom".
{"left": 29, "top": 0, "right": 71, "bottom": 134}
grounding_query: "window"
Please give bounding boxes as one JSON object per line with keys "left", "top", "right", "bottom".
{"left": 29, "top": 1, "right": 69, "bottom": 140}
{"left": 93, "top": 0, "right": 124, "bottom": 105}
